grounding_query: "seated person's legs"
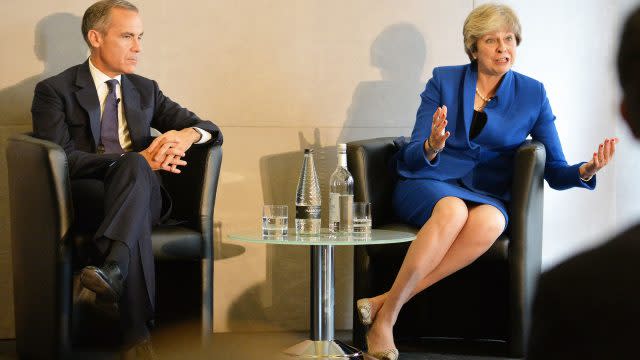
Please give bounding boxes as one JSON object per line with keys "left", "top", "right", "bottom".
{"left": 365, "top": 198, "right": 505, "bottom": 355}
{"left": 74, "top": 153, "right": 164, "bottom": 348}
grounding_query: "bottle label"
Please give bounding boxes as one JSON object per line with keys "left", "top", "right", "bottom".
{"left": 296, "top": 205, "right": 321, "bottom": 220}
{"left": 339, "top": 194, "right": 353, "bottom": 231}
{"left": 329, "top": 193, "right": 340, "bottom": 223}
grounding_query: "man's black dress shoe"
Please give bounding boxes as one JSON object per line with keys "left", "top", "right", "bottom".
{"left": 80, "top": 262, "right": 123, "bottom": 302}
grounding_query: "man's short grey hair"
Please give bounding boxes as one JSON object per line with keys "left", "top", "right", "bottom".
{"left": 82, "top": 0, "right": 138, "bottom": 47}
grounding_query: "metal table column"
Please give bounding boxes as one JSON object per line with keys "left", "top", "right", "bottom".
{"left": 283, "top": 244, "right": 362, "bottom": 358}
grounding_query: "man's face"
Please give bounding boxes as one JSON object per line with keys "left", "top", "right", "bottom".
{"left": 89, "top": 7, "right": 143, "bottom": 77}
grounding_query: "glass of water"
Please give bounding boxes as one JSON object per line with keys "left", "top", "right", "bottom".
{"left": 353, "top": 202, "right": 372, "bottom": 234}
{"left": 262, "top": 205, "right": 288, "bottom": 236}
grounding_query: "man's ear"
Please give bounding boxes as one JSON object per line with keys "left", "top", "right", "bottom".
{"left": 87, "top": 29, "right": 102, "bottom": 49}
{"left": 621, "top": 97, "right": 640, "bottom": 139}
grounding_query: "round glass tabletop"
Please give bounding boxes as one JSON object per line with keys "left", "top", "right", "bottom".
{"left": 228, "top": 228, "right": 416, "bottom": 246}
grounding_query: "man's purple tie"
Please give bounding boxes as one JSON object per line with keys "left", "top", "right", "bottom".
{"left": 99, "top": 79, "right": 124, "bottom": 154}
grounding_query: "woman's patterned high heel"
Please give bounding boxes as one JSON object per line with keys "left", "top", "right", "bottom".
{"left": 369, "top": 348, "right": 399, "bottom": 360}
{"left": 356, "top": 298, "right": 373, "bottom": 325}
{"left": 362, "top": 299, "right": 398, "bottom": 359}
{"left": 366, "top": 334, "right": 399, "bottom": 360}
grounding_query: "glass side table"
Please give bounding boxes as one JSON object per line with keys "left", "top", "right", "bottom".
{"left": 228, "top": 229, "right": 416, "bottom": 358}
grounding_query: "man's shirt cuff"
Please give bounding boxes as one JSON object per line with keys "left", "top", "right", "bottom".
{"left": 192, "top": 127, "right": 211, "bottom": 144}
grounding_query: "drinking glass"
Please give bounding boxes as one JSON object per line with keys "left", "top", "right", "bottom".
{"left": 262, "top": 205, "right": 288, "bottom": 236}
{"left": 352, "top": 202, "right": 372, "bottom": 234}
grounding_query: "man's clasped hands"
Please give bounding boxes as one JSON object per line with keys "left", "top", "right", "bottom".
{"left": 139, "top": 128, "right": 202, "bottom": 174}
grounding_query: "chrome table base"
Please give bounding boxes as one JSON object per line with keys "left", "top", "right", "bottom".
{"left": 228, "top": 230, "right": 417, "bottom": 359}
{"left": 283, "top": 339, "right": 363, "bottom": 358}
{"left": 283, "top": 245, "right": 364, "bottom": 358}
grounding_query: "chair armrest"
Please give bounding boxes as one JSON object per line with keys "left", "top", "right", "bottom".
{"left": 347, "top": 137, "right": 398, "bottom": 227}
{"left": 507, "top": 140, "right": 546, "bottom": 355}
{"left": 6, "top": 133, "right": 73, "bottom": 357}
{"left": 347, "top": 137, "right": 400, "bottom": 348}
{"left": 8, "top": 134, "right": 74, "bottom": 238}
{"left": 160, "top": 143, "right": 223, "bottom": 259}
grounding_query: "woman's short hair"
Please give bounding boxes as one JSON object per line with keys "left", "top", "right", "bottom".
{"left": 463, "top": 3, "right": 522, "bottom": 61}
{"left": 82, "top": 0, "right": 138, "bottom": 47}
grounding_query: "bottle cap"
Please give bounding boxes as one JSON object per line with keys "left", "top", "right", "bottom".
{"left": 337, "top": 143, "right": 346, "bottom": 152}
{"left": 304, "top": 148, "right": 314, "bottom": 154}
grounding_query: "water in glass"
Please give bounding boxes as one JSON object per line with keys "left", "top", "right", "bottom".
{"left": 262, "top": 205, "right": 288, "bottom": 236}
{"left": 353, "top": 202, "right": 372, "bottom": 234}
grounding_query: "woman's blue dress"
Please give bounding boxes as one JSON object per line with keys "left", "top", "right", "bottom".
{"left": 393, "top": 63, "right": 595, "bottom": 228}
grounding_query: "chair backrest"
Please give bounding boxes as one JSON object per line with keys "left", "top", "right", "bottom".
{"left": 6, "top": 133, "right": 73, "bottom": 358}
{"left": 347, "top": 137, "right": 400, "bottom": 228}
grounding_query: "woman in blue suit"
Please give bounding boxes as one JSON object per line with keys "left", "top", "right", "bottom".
{"left": 357, "top": 4, "right": 617, "bottom": 359}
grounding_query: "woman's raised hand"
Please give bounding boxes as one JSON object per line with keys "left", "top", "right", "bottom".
{"left": 580, "top": 137, "right": 618, "bottom": 180}
{"left": 425, "top": 105, "right": 451, "bottom": 153}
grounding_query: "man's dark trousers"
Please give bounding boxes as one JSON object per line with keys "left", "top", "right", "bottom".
{"left": 73, "top": 152, "right": 164, "bottom": 345}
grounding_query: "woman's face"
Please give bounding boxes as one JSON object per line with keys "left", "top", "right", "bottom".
{"left": 473, "top": 29, "right": 517, "bottom": 77}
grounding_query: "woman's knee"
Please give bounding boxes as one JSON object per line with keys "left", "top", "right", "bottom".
{"left": 430, "top": 197, "right": 468, "bottom": 229}
{"left": 466, "top": 206, "right": 506, "bottom": 244}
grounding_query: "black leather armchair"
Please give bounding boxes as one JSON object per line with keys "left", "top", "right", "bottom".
{"left": 6, "top": 134, "right": 222, "bottom": 359}
{"left": 347, "top": 137, "right": 545, "bottom": 357}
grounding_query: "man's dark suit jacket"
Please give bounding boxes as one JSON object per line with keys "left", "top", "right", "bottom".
{"left": 32, "top": 60, "right": 222, "bottom": 178}
{"left": 527, "top": 223, "right": 640, "bottom": 359}
{"left": 30, "top": 61, "right": 224, "bottom": 343}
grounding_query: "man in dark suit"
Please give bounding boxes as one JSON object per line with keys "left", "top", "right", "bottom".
{"left": 527, "top": 7, "right": 640, "bottom": 360}
{"left": 31, "top": 0, "right": 222, "bottom": 356}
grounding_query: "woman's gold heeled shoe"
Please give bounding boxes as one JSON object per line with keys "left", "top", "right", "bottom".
{"left": 365, "top": 325, "right": 399, "bottom": 360}
{"left": 369, "top": 348, "right": 399, "bottom": 360}
{"left": 356, "top": 298, "right": 373, "bottom": 325}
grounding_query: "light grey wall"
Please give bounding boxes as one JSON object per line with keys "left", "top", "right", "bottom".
{"left": 494, "top": 0, "right": 637, "bottom": 267}
{"left": 0, "top": 0, "right": 635, "bottom": 337}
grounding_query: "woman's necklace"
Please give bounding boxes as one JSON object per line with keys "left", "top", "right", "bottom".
{"left": 474, "top": 87, "right": 493, "bottom": 111}
{"left": 475, "top": 87, "right": 492, "bottom": 103}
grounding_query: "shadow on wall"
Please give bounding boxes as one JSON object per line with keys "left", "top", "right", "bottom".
{"left": 0, "top": 12, "right": 87, "bottom": 187}
{"left": 212, "top": 222, "right": 246, "bottom": 261}
{"left": 226, "top": 24, "right": 428, "bottom": 333}
{"left": 0, "top": 13, "right": 87, "bottom": 129}
{"left": 339, "top": 23, "right": 427, "bottom": 143}
{"left": 227, "top": 130, "right": 350, "bottom": 332}
{"left": 0, "top": 13, "right": 87, "bottom": 338}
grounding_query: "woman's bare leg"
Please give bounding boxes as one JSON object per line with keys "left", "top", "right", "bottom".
{"left": 367, "top": 204, "right": 505, "bottom": 310}
{"left": 366, "top": 203, "right": 505, "bottom": 353}
{"left": 365, "top": 197, "right": 469, "bottom": 353}
{"left": 406, "top": 204, "right": 505, "bottom": 296}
